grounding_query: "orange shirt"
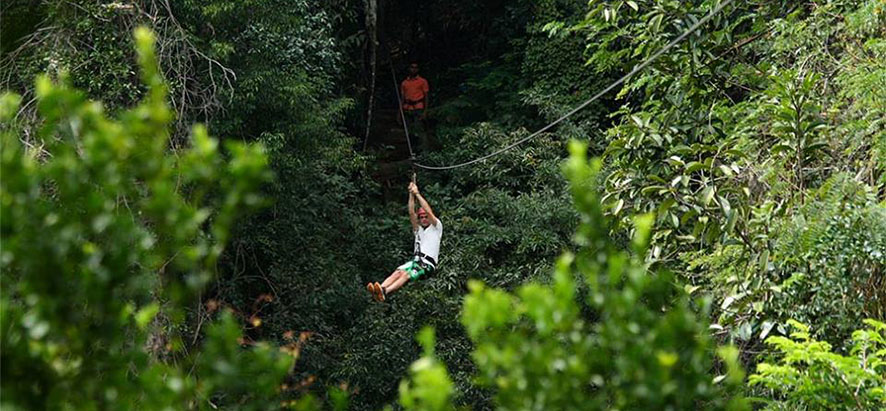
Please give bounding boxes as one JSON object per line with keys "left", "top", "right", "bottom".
{"left": 400, "top": 76, "right": 429, "bottom": 110}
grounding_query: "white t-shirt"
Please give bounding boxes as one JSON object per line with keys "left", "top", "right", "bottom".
{"left": 414, "top": 218, "right": 443, "bottom": 265}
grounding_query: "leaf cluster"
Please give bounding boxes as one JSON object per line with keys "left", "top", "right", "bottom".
{"left": 0, "top": 28, "right": 293, "bottom": 410}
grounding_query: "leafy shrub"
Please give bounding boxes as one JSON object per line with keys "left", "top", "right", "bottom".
{"left": 587, "top": 0, "right": 886, "bottom": 356}
{"left": 398, "top": 327, "right": 455, "bottom": 411}
{"left": 770, "top": 176, "right": 886, "bottom": 341}
{"left": 692, "top": 175, "right": 886, "bottom": 347}
{"left": 750, "top": 319, "right": 886, "bottom": 410}
{"left": 0, "top": 28, "right": 295, "bottom": 409}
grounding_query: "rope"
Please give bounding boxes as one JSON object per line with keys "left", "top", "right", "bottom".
{"left": 388, "top": 54, "right": 416, "bottom": 161}
{"left": 413, "top": 0, "right": 736, "bottom": 171}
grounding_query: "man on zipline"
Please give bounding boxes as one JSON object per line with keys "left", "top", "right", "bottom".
{"left": 400, "top": 61, "right": 430, "bottom": 151}
{"left": 367, "top": 182, "right": 442, "bottom": 302}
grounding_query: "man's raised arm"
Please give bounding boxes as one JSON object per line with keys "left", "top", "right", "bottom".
{"left": 412, "top": 186, "right": 438, "bottom": 227}
{"left": 408, "top": 186, "right": 418, "bottom": 231}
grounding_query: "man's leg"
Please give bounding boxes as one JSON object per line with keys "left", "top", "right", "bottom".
{"left": 406, "top": 110, "right": 423, "bottom": 152}
{"left": 381, "top": 270, "right": 404, "bottom": 289}
{"left": 368, "top": 269, "right": 402, "bottom": 301}
{"left": 420, "top": 115, "right": 437, "bottom": 150}
{"left": 383, "top": 271, "right": 411, "bottom": 295}
{"left": 415, "top": 110, "right": 431, "bottom": 150}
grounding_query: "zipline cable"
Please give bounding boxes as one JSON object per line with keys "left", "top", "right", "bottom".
{"left": 412, "top": 0, "right": 736, "bottom": 171}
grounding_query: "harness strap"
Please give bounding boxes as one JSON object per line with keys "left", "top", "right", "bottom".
{"left": 414, "top": 252, "right": 437, "bottom": 269}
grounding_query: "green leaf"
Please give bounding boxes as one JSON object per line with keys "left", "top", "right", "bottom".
{"left": 0, "top": 93, "right": 22, "bottom": 121}
{"left": 758, "top": 249, "right": 770, "bottom": 272}
{"left": 717, "top": 195, "right": 731, "bottom": 214}
{"left": 658, "top": 198, "right": 676, "bottom": 215}
{"left": 721, "top": 295, "right": 736, "bottom": 310}
{"left": 135, "top": 303, "right": 160, "bottom": 330}
{"left": 759, "top": 321, "right": 775, "bottom": 340}
{"left": 723, "top": 209, "right": 737, "bottom": 234}
{"left": 700, "top": 186, "right": 715, "bottom": 207}
{"left": 650, "top": 13, "right": 664, "bottom": 32}
{"left": 803, "top": 141, "right": 828, "bottom": 153}
{"left": 771, "top": 143, "right": 793, "bottom": 155}
{"left": 669, "top": 212, "right": 680, "bottom": 228}
{"left": 671, "top": 175, "right": 683, "bottom": 187}
{"left": 613, "top": 198, "right": 625, "bottom": 215}
{"left": 718, "top": 164, "right": 734, "bottom": 177}
{"left": 641, "top": 185, "right": 665, "bottom": 195}
{"left": 685, "top": 161, "right": 706, "bottom": 173}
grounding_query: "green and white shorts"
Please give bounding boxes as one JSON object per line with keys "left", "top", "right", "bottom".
{"left": 397, "top": 258, "right": 435, "bottom": 281}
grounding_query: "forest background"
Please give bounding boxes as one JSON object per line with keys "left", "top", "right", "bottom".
{"left": 1, "top": 0, "right": 884, "bottom": 409}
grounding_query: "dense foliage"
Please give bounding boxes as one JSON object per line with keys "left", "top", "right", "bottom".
{"left": 539, "top": 0, "right": 886, "bottom": 351}
{"left": 2, "top": 0, "right": 884, "bottom": 409}
{"left": 749, "top": 319, "right": 886, "bottom": 410}
{"left": 0, "top": 29, "right": 292, "bottom": 409}
{"left": 400, "top": 142, "right": 749, "bottom": 410}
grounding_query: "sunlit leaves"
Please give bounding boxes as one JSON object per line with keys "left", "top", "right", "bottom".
{"left": 398, "top": 327, "right": 455, "bottom": 411}
{"left": 750, "top": 320, "right": 886, "bottom": 409}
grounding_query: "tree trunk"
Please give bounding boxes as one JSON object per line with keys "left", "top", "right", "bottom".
{"left": 362, "top": 0, "right": 378, "bottom": 151}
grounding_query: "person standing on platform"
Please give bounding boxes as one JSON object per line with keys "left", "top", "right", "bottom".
{"left": 400, "top": 61, "right": 431, "bottom": 151}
